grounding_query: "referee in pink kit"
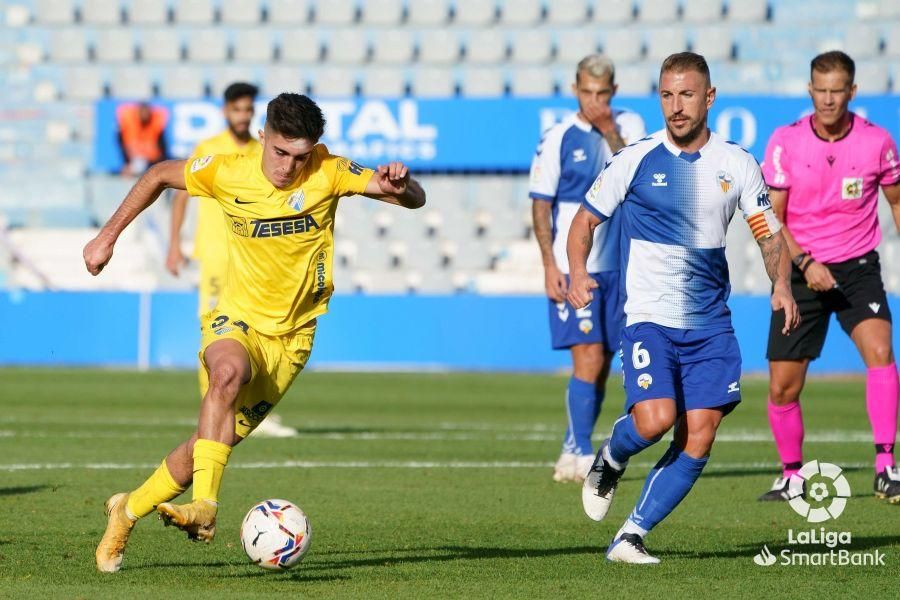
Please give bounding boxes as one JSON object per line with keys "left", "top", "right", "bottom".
{"left": 759, "top": 51, "right": 900, "bottom": 502}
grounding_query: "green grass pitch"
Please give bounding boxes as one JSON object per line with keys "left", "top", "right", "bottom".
{"left": 0, "top": 368, "right": 895, "bottom": 598}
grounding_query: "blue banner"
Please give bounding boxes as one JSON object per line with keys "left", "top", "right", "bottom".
{"left": 93, "top": 95, "right": 900, "bottom": 173}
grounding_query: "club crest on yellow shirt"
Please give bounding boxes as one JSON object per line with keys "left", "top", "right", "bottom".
{"left": 288, "top": 190, "right": 305, "bottom": 212}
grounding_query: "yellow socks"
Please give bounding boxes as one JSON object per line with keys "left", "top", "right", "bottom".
{"left": 126, "top": 459, "right": 187, "bottom": 519}
{"left": 192, "top": 439, "right": 233, "bottom": 504}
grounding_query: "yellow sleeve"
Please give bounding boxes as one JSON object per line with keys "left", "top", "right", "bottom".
{"left": 183, "top": 154, "right": 225, "bottom": 198}
{"left": 319, "top": 145, "right": 375, "bottom": 197}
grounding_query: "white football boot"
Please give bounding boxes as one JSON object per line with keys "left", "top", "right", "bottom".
{"left": 249, "top": 414, "right": 298, "bottom": 438}
{"left": 553, "top": 452, "right": 578, "bottom": 482}
{"left": 606, "top": 533, "right": 660, "bottom": 564}
{"left": 582, "top": 440, "right": 626, "bottom": 521}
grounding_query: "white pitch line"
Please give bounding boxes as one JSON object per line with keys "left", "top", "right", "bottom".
{"left": 0, "top": 460, "right": 873, "bottom": 472}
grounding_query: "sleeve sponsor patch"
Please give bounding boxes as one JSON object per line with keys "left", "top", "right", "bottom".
{"left": 191, "top": 155, "right": 213, "bottom": 173}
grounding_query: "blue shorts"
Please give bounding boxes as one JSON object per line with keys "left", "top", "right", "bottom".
{"left": 621, "top": 322, "right": 742, "bottom": 414}
{"left": 548, "top": 271, "right": 623, "bottom": 350}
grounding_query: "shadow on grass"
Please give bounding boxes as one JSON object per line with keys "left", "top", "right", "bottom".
{"left": 664, "top": 534, "right": 898, "bottom": 559}
{"left": 0, "top": 485, "right": 51, "bottom": 496}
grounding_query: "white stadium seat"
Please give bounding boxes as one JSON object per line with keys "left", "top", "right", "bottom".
{"left": 645, "top": 27, "right": 689, "bottom": 62}
{"left": 324, "top": 29, "right": 369, "bottom": 64}
{"left": 410, "top": 67, "right": 457, "bottom": 97}
{"left": 108, "top": 66, "right": 154, "bottom": 98}
{"left": 185, "top": 28, "right": 229, "bottom": 63}
{"left": 127, "top": 0, "right": 168, "bottom": 24}
{"left": 159, "top": 66, "right": 208, "bottom": 98}
{"left": 682, "top": 0, "right": 724, "bottom": 23}
{"left": 312, "top": 0, "right": 357, "bottom": 25}
{"left": 509, "top": 67, "right": 557, "bottom": 96}
{"left": 727, "top": 0, "right": 767, "bottom": 23}
{"left": 418, "top": 29, "right": 460, "bottom": 64}
{"left": 460, "top": 67, "right": 506, "bottom": 97}
{"left": 360, "top": 67, "right": 408, "bottom": 97}
{"left": 35, "top": 0, "right": 75, "bottom": 24}
{"left": 601, "top": 29, "right": 643, "bottom": 63}
{"left": 220, "top": 0, "right": 262, "bottom": 24}
{"left": 509, "top": 30, "right": 553, "bottom": 64}
{"left": 360, "top": 0, "right": 404, "bottom": 26}
{"left": 232, "top": 28, "right": 275, "bottom": 62}
{"left": 637, "top": 0, "right": 679, "bottom": 24}
{"left": 465, "top": 30, "right": 507, "bottom": 64}
{"left": 49, "top": 28, "right": 89, "bottom": 63}
{"left": 172, "top": 0, "right": 215, "bottom": 24}
{"left": 407, "top": 0, "right": 449, "bottom": 26}
{"left": 370, "top": 29, "right": 415, "bottom": 64}
{"left": 267, "top": 0, "right": 310, "bottom": 24}
{"left": 95, "top": 28, "right": 136, "bottom": 63}
{"left": 546, "top": 0, "right": 589, "bottom": 25}
{"left": 454, "top": 0, "right": 496, "bottom": 25}
{"left": 278, "top": 28, "right": 321, "bottom": 63}
{"left": 591, "top": 0, "right": 634, "bottom": 24}
{"left": 139, "top": 28, "right": 182, "bottom": 63}
{"left": 555, "top": 29, "right": 602, "bottom": 64}
{"left": 262, "top": 66, "right": 308, "bottom": 96}
{"left": 81, "top": 0, "right": 123, "bottom": 24}
{"left": 498, "top": 0, "right": 543, "bottom": 26}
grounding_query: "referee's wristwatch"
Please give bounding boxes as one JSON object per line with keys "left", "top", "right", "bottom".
{"left": 791, "top": 252, "right": 807, "bottom": 268}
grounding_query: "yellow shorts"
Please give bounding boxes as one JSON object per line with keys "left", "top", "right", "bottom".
{"left": 198, "top": 308, "right": 316, "bottom": 439}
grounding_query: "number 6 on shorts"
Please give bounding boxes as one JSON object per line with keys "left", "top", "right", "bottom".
{"left": 632, "top": 342, "right": 651, "bottom": 369}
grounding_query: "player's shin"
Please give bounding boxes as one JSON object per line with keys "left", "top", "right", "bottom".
{"left": 192, "top": 439, "right": 232, "bottom": 504}
{"left": 566, "top": 377, "right": 600, "bottom": 455}
{"left": 866, "top": 363, "right": 899, "bottom": 473}
{"left": 767, "top": 398, "right": 805, "bottom": 478}
{"left": 621, "top": 443, "right": 708, "bottom": 537}
{"left": 126, "top": 458, "right": 187, "bottom": 519}
{"left": 606, "top": 412, "right": 656, "bottom": 468}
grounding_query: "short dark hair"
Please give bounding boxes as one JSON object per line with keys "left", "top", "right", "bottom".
{"left": 223, "top": 82, "right": 259, "bottom": 103}
{"left": 811, "top": 50, "right": 855, "bottom": 83}
{"left": 265, "top": 93, "right": 326, "bottom": 141}
{"left": 660, "top": 52, "right": 711, "bottom": 86}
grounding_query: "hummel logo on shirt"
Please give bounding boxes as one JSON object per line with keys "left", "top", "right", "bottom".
{"left": 652, "top": 173, "right": 667, "bottom": 187}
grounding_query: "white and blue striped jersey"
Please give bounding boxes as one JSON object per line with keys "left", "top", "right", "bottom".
{"left": 583, "top": 129, "right": 781, "bottom": 330}
{"left": 529, "top": 110, "right": 646, "bottom": 274}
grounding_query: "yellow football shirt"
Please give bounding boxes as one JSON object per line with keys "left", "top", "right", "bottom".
{"left": 184, "top": 144, "right": 374, "bottom": 335}
{"left": 191, "top": 131, "right": 261, "bottom": 263}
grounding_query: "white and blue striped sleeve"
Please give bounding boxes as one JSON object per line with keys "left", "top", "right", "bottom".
{"left": 582, "top": 151, "right": 630, "bottom": 222}
{"left": 528, "top": 125, "right": 563, "bottom": 202}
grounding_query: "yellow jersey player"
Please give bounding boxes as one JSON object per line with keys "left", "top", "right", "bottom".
{"left": 84, "top": 93, "right": 426, "bottom": 573}
{"left": 165, "top": 82, "right": 296, "bottom": 439}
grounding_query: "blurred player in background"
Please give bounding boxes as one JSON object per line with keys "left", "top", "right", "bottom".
{"left": 530, "top": 54, "right": 646, "bottom": 483}
{"left": 568, "top": 53, "right": 798, "bottom": 563}
{"left": 166, "top": 81, "right": 296, "bottom": 438}
{"left": 759, "top": 50, "right": 900, "bottom": 503}
{"left": 85, "top": 93, "right": 426, "bottom": 572}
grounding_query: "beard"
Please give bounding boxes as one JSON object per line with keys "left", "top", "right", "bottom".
{"left": 666, "top": 117, "right": 706, "bottom": 147}
{"left": 228, "top": 123, "right": 252, "bottom": 140}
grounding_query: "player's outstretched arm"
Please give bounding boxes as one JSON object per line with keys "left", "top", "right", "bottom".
{"left": 565, "top": 206, "right": 601, "bottom": 309}
{"left": 363, "top": 161, "right": 426, "bottom": 209}
{"left": 758, "top": 229, "right": 800, "bottom": 335}
{"left": 84, "top": 159, "right": 187, "bottom": 276}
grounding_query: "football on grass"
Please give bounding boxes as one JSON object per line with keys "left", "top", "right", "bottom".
{"left": 240, "top": 499, "right": 312, "bottom": 570}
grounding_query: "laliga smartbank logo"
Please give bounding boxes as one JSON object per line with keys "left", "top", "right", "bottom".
{"left": 753, "top": 460, "right": 886, "bottom": 567}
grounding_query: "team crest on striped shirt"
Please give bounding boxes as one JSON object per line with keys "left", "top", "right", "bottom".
{"left": 716, "top": 170, "right": 733, "bottom": 193}
{"left": 288, "top": 190, "right": 305, "bottom": 212}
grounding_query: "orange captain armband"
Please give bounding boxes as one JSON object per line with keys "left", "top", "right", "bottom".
{"left": 746, "top": 209, "right": 782, "bottom": 241}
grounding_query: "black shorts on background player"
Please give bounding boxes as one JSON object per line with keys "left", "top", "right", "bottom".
{"left": 768, "top": 250, "right": 892, "bottom": 360}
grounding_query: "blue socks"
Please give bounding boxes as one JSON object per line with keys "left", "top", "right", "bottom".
{"left": 623, "top": 444, "right": 709, "bottom": 536}
{"left": 562, "top": 377, "right": 603, "bottom": 455}
{"left": 607, "top": 413, "right": 656, "bottom": 466}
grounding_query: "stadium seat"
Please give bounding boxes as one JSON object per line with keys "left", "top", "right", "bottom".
{"left": 108, "top": 66, "right": 154, "bottom": 98}
{"left": 601, "top": 29, "right": 643, "bottom": 63}
{"left": 359, "top": 0, "right": 404, "bottom": 26}
{"left": 509, "top": 67, "right": 557, "bottom": 96}
{"left": 370, "top": 29, "right": 414, "bottom": 64}
{"left": 35, "top": 0, "right": 76, "bottom": 24}
{"left": 460, "top": 67, "right": 506, "bottom": 97}
{"left": 689, "top": 25, "right": 734, "bottom": 61}
{"left": 465, "top": 30, "right": 507, "bottom": 64}
{"left": 49, "top": 28, "right": 90, "bottom": 63}
{"left": 498, "top": 0, "right": 543, "bottom": 26}
{"left": 555, "top": 29, "right": 601, "bottom": 64}
{"left": 360, "top": 67, "right": 408, "bottom": 97}
{"left": 126, "top": 0, "right": 169, "bottom": 24}
{"left": 312, "top": 0, "right": 357, "bottom": 25}
{"left": 772, "top": 0, "right": 854, "bottom": 24}
{"left": 614, "top": 63, "right": 655, "bottom": 95}
{"left": 267, "top": 0, "right": 310, "bottom": 24}
{"left": 417, "top": 29, "right": 460, "bottom": 64}
{"left": 220, "top": 0, "right": 262, "bottom": 24}
{"left": 232, "top": 28, "right": 275, "bottom": 62}
{"left": 278, "top": 29, "right": 321, "bottom": 63}
{"left": 262, "top": 65, "right": 308, "bottom": 96}
{"left": 324, "top": 29, "right": 369, "bottom": 64}
{"left": 63, "top": 66, "right": 106, "bottom": 100}
{"left": 310, "top": 67, "right": 359, "bottom": 97}
{"left": 209, "top": 66, "right": 260, "bottom": 98}
{"left": 682, "top": 0, "right": 724, "bottom": 23}
{"left": 185, "top": 28, "right": 229, "bottom": 63}
{"left": 546, "top": 0, "right": 589, "bottom": 25}
{"left": 172, "top": 0, "right": 215, "bottom": 24}
{"left": 95, "top": 28, "right": 136, "bottom": 63}
{"left": 876, "top": 0, "right": 900, "bottom": 18}
{"left": 590, "top": 0, "right": 634, "bottom": 24}
{"left": 4, "top": 4, "right": 30, "bottom": 26}
{"left": 407, "top": 0, "right": 449, "bottom": 26}
{"left": 883, "top": 22, "right": 900, "bottom": 57}
{"left": 854, "top": 61, "right": 890, "bottom": 94}
{"left": 509, "top": 30, "right": 553, "bottom": 64}
{"left": 159, "top": 66, "right": 208, "bottom": 98}
{"left": 138, "top": 28, "right": 183, "bottom": 62}
{"left": 637, "top": 0, "right": 679, "bottom": 23}
{"left": 839, "top": 23, "right": 881, "bottom": 60}
{"left": 409, "top": 66, "right": 457, "bottom": 97}
{"left": 645, "top": 27, "right": 689, "bottom": 62}
{"left": 81, "top": 0, "right": 123, "bottom": 24}
{"left": 726, "top": 0, "right": 767, "bottom": 22}
{"left": 453, "top": 0, "right": 496, "bottom": 26}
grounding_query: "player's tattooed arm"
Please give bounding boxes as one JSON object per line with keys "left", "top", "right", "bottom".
{"left": 759, "top": 230, "right": 800, "bottom": 333}
{"left": 532, "top": 200, "right": 567, "bottom": 302}
{"left": 84, "top": 160, "right": 187, "bottom": 276}
{"left": 600, "top": 128, "right": 626, "bottom": 154}
{"left": 565, "top": 206, "right": 601, "bottom": 309}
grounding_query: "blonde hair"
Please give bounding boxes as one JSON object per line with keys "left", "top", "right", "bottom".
{"left": 576, "top": 54, "right": 616, "bottom": 84}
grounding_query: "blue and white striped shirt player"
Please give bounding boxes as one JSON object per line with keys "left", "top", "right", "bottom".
{"left": 530, "top": 110, "right": 646, "bottom": 274}
{"left": 583, "top": 129, "right": 781, "bottom": 330}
